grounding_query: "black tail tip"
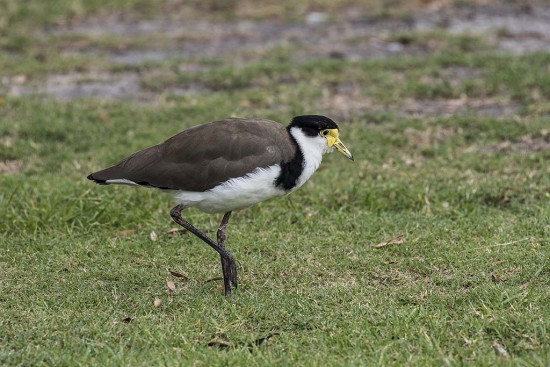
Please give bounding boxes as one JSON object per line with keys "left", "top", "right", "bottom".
{"left": 87, "top": 173, "right": 107, "bottom": 185}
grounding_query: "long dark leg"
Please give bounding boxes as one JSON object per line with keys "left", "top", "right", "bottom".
{"left": 170, "top": 204, "right": 237, "bottom": 296}
{"left": 217, "top": 212, "right": 236, "bottom": 291}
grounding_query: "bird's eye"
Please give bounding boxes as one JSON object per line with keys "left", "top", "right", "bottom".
{"left": 321, "top": 130, "right": 329, "bottom": 136}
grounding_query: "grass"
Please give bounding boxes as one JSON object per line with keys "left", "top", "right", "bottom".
{"left": 1, "top": 0, "right": 550, "bottom": 366}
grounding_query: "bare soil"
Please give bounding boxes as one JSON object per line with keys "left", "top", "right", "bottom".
{"left": 3, "top": 1, "right": 549, "bottom": 116}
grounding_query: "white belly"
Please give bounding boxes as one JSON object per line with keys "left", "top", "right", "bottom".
{"left": 173, "top": 165, "right": 286, "bottom": 213}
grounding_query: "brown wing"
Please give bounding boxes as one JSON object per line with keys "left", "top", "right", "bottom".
{"left": 88, "top": 118, "right": 296, "bottom": 192}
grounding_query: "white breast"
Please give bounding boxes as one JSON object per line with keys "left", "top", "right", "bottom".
{"left": 288, "top": 127, "right": 331, "bottom": 192}
{"left": 173, "top": 165, "right": 286, "bottom": 213}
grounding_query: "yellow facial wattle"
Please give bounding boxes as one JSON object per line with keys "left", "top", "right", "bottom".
{"left": 320, "top": 129, "right": 354, "bottom": 161}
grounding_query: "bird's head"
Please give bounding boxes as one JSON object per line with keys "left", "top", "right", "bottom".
{"left": 289, "top": 115, "right": 354, "bottom": 160}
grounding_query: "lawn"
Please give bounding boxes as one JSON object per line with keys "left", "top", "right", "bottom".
{"left": 1, "top": 1, "right": 549, "bottom": 366}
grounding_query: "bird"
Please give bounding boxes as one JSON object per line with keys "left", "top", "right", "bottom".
{"left": 87, "top": 115, "right": 353, "bottom": 296}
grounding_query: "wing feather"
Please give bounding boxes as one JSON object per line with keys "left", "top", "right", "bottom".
{"left": 88, "top": 118, "right": 296, "bottom": 191}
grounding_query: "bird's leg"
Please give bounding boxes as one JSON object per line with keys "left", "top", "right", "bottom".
{"left": 217, "top": 212, "right": 237, "bottom": 290}
{"left": 170, "top": 204, "right": 236, "bottom": 296}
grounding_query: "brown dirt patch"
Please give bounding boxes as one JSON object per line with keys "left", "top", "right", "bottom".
{"left": 4, "top": 1, "right": 548, "bottom": 117}
{"left": 0, "top": 160, "right": 23, "bottom": 174}
{"left": 475, "top": 133, "right": 550, "bottom": 153}
{"left": 401, "top": 97, "right": 520, "bottom": 117}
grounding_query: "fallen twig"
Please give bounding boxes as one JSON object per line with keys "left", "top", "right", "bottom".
{"left": 474, "top": 237, "right": 532, "bottom": 250}
{"left": 372, "top": 234, "right": 406, "bottom": 248}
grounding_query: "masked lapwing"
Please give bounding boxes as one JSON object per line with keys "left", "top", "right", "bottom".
{"left": 88, "top": 115, "right": 353, "bottom": 296}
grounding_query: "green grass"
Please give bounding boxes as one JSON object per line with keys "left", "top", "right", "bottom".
{"left": 1, "top": 1, "right": 550, "bottom": 366}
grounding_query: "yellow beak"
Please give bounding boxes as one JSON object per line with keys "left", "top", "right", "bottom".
{"left": 326, "top": 129, "right": 354, "bottom": 161}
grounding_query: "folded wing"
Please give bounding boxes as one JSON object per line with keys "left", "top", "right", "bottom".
{"left": 87, "top": 119, "right": 296, "bottom": 192}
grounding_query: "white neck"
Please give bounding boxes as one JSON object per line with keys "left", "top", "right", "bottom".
{"left": 289, "top": 127, "right": 331, "bottom": 191}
